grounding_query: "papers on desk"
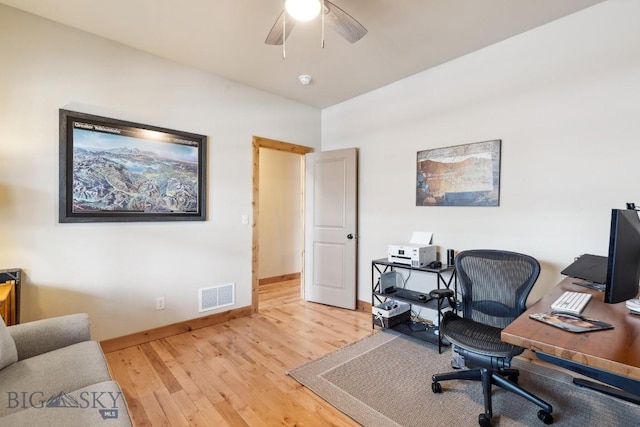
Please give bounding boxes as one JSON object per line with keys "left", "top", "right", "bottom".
{"left": 626, "top": 299, "right": 640, "bottom": 315}
{"left": 529, "top": 312, "right": 614, "bottom": 333}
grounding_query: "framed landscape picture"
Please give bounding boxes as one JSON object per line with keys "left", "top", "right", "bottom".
{"left": 59, "top": 109, "right": 207, "bottom": 222}
{"left": 416, "top": 139, "right": 501, "bottom": 207}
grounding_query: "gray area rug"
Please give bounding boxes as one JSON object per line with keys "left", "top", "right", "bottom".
{"left": 288, "top": 331, "right": 640, "bottom": 426}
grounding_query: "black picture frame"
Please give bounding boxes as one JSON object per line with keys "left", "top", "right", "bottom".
{"left": 59, "top": 109, "right": 207, "bottom": 222}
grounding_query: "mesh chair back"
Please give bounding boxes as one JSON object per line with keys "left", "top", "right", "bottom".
{"left": 455, "top": 250, "right": 541, "bottom": 329}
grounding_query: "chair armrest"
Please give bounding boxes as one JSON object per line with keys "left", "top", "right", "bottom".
{"left": 429, "top": 289, "right": 454, "bottom": 299}
{"left": 7, "top": 313, "right": 91, "bottom": 360}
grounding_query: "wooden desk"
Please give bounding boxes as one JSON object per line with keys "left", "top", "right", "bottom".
{"left": 502, "top": 277, "right": 640, "bottom": 402}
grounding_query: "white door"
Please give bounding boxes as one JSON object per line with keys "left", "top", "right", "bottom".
{"left": 304, "top": 148, "right": 358, "bottom": 309}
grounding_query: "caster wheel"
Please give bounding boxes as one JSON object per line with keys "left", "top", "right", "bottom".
{"left": 478, "top": 413, "right": 492, "bottom": 427}
{"left": 432, "top": 382, "right": 442, "bottom": 393}
{"left": 537, "top": 410, "right": 553, "bottom": 424}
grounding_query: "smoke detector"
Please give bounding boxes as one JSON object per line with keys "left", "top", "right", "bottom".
{"left": 298, "top": 74, "right": 312, "bottom": 85}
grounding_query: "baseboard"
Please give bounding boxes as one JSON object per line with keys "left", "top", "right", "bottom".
{"left": 100, "top": 305, "right": 252, "bottom": 353}
{"left": 258, "top": 272, "right": 300, "bottom": 286}
{"left": 356, "top": 299, "right": 372, "bottom": 312}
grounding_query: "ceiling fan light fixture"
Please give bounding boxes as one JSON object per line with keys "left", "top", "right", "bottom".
{"left": 285, "top": 0, "right": 321, "bottom": 21}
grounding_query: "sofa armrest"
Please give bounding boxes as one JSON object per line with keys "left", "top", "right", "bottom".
{"left": 7, "top": 313, "right": 91, "bottom": 360}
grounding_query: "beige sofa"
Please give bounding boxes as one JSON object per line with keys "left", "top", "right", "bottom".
{"left": 0, "top": 313, "right": 132, "bottom": 426}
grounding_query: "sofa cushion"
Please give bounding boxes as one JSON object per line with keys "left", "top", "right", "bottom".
{"left": 0, "top": 340, "right": 112, "bottom": 418}
{"left": 0, "top": 380, "right": 132, "bottom": 427}
{"left": 8, "top": 313, "right": 91, "bottom": 361}
{"left": 0, "top": 318, "right": 17, "bottom": 370}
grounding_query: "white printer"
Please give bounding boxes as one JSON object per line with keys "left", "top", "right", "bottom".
{"left": 388, "top": 231, "right": 437, "bottom": 268}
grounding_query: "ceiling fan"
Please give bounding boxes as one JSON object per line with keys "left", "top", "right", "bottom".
{"left": 265, "top": 0, "right": 368, "bottom": 46}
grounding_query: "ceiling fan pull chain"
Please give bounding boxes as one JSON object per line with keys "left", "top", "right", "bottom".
{"left": 321, "top": 0, "right": 325, "bottom": 48}
{"left": 282, "top": 5, "right": 286, "bottom": 59}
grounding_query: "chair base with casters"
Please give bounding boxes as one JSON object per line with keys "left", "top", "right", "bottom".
{"left": 431, "top": 312, "right": 554, "bottom": 427}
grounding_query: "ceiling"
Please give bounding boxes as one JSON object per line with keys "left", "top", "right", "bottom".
{"left": 1, "top": 0, "right": 604, "bottom": 108}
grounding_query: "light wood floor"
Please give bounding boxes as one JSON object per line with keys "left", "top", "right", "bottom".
{"left": 104, "top": 280, "right": 374, "bottom": 426}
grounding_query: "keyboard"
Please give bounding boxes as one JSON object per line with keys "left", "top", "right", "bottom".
{"left": 551, "top": 291, "right": 592, "bottom": 315}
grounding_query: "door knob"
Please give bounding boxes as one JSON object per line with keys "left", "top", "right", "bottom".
{"left": 347, "top": 234, "right": 354, "bottom": 239}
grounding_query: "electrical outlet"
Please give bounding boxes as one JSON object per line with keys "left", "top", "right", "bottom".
{"left": 156, "top": 296, "right": 165, "bottom": 310}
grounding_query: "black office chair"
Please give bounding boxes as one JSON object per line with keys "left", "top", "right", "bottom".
{"left": 431, "top": 250, "right": 553, "bottom": 427}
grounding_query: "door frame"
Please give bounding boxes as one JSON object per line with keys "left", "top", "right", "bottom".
{"left": 252, "top": 136, "right": 314, "bottom": 313}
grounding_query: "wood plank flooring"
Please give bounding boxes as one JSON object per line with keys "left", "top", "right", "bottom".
{"left": 104, "top": 280, "right": 374, "bottom": 426}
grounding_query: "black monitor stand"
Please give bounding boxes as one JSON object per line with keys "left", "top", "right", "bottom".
{"left": 572, "top": 280, "right": 605, "bottom": 292}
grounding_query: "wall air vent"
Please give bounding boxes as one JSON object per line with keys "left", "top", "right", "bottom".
{"left": 199, "top": 283, "right": 235, "bottom": 312}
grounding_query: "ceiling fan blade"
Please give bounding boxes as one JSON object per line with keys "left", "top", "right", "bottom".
{"left": 324, "top": 1, "right": 367, "bottom": 44}
{"left": 265, "top": 11, "right": 296, "bottom": 45}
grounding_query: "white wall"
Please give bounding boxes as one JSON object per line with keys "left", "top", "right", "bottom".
{"left": 0, "top": 5, "right": 320, "bottom": 340}
{"left": 322, "top": 0, "right": 640, "bottom": 304}
{"left": 258, "top": 149, "right": 301, "bottom": 279}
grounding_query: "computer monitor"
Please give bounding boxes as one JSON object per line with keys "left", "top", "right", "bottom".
{"left": 605, "top": 208, "right": 640, "bottom": 303}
